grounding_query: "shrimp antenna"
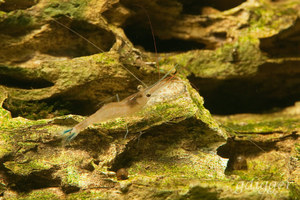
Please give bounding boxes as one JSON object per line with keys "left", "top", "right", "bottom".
{"left": 134, "top": 5, "right": 160, "bottom": 78}
{"left": 120, "top": 64, "right": 148, "bottom": 88}
{"left": 52, "top": 18, "right": 105, "bottom": 53}
{"left": 146, "top": 64, "right": 178, "bottom": 91}
{"left": 52, "top": 17, "right": 148, "bottom": 87}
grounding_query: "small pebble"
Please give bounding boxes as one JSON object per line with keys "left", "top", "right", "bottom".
{"left": 116, "top": 168, "right": 128, "bottom": 180}
{"left": 119, "top": 181, "right": 132, "bottom": 193}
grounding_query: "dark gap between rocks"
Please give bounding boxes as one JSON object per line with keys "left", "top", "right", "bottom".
{"left": 189, "top": 75, "right": 299, "bottom": 115}
{"left": 188, "top": 60, "right": 300, "bottom": 114}
{"left": 178, "top": 0, "right": 246, "bottom": 15}
{"left": 6, "top": 169, "right": 60, "bottom": 193}
{"left": 0, "top": 74, "right": 54, "bottom": 89}
{"left": 124, "top": 23, "right": 206, "bottom": 52}
{"left": 0, "top": 0, "right": 39, "bottom": 12}
{"left": 260, "top": 18, "right": 300, "bottom": 58}
{"left": 0, "top": 13, "right": 38, "bottom": 37}
{"left": 2, "top": 97, "right": 95, "bottom": 120}
{"left": 121, "top": 1, "right": 208, "bottom": 53}
{"left": 121, "top": 0, "right": 245, "bottom": 52}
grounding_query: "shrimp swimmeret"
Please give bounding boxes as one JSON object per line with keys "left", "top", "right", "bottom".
{"left": 62, "top": 68, "right": 176, "bottom": 143}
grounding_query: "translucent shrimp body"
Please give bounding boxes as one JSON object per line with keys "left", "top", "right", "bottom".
{"left": 62, "top": 78, "right": 172, "bottom": 142}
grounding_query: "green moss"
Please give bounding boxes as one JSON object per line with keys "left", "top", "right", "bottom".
{"left": 0, "top": 107, "right": 11, "bottom": 124}
{"left": 0, "top": 10, "right": 33, "bottom": 25}
{"left": 4, "top": 160, "right": 52, "bottom": 176}
{"left": 67, "top": 190, "right": 109, "bottom": 200}
{"left": 0, "top": 10, "right": 36, "bottom": 34}
{"left": 289, "top": 184, "right": 300, "bottom": 200}
{"left": 160, "top": 36, "right": 264, "bottom": 79}
{"left": 130, "top": 161, "right": 213, "bottom": 180}
{"left": 43, "top": 0, "right": 90, "bottom": 19}
{"left": 0, "top": 97, "right": 49, "bottom": 161}
{"left": 222, "top": 118, "right": 299, "bottom": 134}
{"left": 296, "top": 143, "right": 300, "bottom": 161}
{"left": 149, "top": 100, "right": 195, "bottom": 121}
{"left": 233, "top": 160, "right": 285, "bottom": 181}
{"left": 9, "top": 190, "right": 60, "bottom": 200}
{"left": 61, "top": 166, "right": 80, "bottom": 186}
{"left": 0, "top": 11, "right": 6, "bottom": 17}
{"left": 4, "top": 99, "right": 71, "bottom": 120}
{"left": 129, "top": 147, "right": 227, "bottom": 183}
{"left": 17, "top": 142, "right": 38, "bottom": 153}
{"left": 99, "top": 118, "right": 127, "bottom": 130}
{"left": 92, "top": 53, "right": 119, "bottom": 65}
{"left": 248, "top": 1, "right": 298, "bottom": 34}
{"left": 0, "top": 107, "right": 48, "bottom": 131}
{"left": 0, "top": 182, "right": 6, "bottom": 195}
{"left": 0, "top": 98, "right": 50, "bottom": 160}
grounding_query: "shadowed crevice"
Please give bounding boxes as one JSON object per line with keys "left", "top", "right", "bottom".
{"left": 260, "top": 18, "right": 300, "bottom": 58}
{"left": 0, "top": 0, "right": 39, "bottom": 12}
{"left": 0, "top": 74, "right": 54, "bottom": 89}
{"left": 124, "top": 23, "right": 206, "bottom": 52}
{"left": 178, "top": 0, "right": 246, "bottom": 15}
{"left": 120, "top": 0, "right": 245, "bottom": 53}
{"left": 189, "top": 61, "right": 300, "bottom": 114}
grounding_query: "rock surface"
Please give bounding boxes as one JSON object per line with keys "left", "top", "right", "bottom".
{"left": 0, "top": 0, "right": 300, "bottom": 199}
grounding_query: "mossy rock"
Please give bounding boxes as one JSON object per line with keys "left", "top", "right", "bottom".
{"left": 0, "top": 0, "right": 300, "bottom": 199}
{"left": 0, "top": 76, "right": 228, "bottom": 199}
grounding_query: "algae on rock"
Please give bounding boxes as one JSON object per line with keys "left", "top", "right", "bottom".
{"left": 0, "top": 0, "right": 300, "bottom": 199}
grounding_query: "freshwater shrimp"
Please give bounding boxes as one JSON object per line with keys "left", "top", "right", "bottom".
{"left": 62, "top": 69, "right": 175, "bottom": 142}
{"left": 54, "top": 12, "right": 269, "bottom": 167}
{"left": 52, "top": 18, "right": 176, "bottom": 142}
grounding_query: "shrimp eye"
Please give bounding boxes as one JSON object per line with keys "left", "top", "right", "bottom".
{"left": 146, "top": 93, "right": 151, "bottom": 97}
{"left": 137, "top": 85, "right": 144, "bottom": 91}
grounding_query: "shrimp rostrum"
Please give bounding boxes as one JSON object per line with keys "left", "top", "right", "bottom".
{"left": 62, "top": 69, "right": 176, "bottom": 143}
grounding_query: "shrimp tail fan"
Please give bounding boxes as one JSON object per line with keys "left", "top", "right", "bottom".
{"left": 61, "top": 128, "right": 78, "bottom": 144}
{"left": 62, "top": 129, "right": 72, "bottom": 135}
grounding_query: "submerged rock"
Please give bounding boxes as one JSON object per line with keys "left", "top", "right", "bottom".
{"left": 0, "top": 75, "right": 228, "bottom": 199}
{"left": 0, "top": 0, "right": 300, "bottom": 199}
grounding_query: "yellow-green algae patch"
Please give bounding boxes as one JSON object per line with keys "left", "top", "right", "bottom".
{"left": 6, "top": 188, "right": 62, "bottom": 200}
{"left": 159, "top": 36, "right": 265, "bottom": 79}
{"left": 66, "top": 190, "right": 110, "bottom": 200}
{"left": 231, "top": 153, "right": 287, "bottom": 181}
{"left": 60, "top": 166, "right": 80, "bottom": 187}
{"left": 43, "top": 0, "right": 91, "bottom": 20}
{"left": 129, "top": 149, "right": 227, "bottom": 181}
{"left": 0, "top": 10, "right": 36, "bottom": 32}
{"left": 0, "top": 87, "right": 47, "bottom": 160}
{"left": 156, "top": 0, "right": 299, "bottom": 82}
{"left": 246, "top": 0, "right": 299, "bottom": 37}
{"left": 3, "top": 160, "right": 52, "bottom": 176}
{"left": 215, "top": 110, "right": 300, "bottom": 135}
